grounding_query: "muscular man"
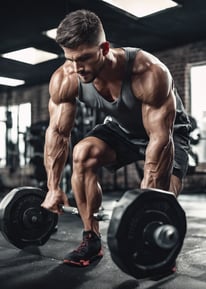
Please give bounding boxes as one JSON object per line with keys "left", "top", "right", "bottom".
{"left": 41, "top": 9, "right": 191, "bottom": 267}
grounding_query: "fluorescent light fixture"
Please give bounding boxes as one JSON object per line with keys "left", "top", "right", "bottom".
{"left": 2, "top": 47, "right": 58, "bottom": 65}
{"left": 0, "top": 76, "right": 25, "bottom": 87}
{"left": 102, "top": 0, "right": 178, "bottom": 17}
{"left": 44, "top": 28, "right": 57, "bottom": 40}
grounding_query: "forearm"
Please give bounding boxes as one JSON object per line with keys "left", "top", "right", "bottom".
{"left": 44, "top": 126, "right": 70, "bottom": 190}
{"left": 141, "top": 136, "right": 174, "bottom": 190}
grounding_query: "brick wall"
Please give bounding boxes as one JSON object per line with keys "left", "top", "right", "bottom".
{"left": 154, "top": 39, "right": 206, "bottom": 111}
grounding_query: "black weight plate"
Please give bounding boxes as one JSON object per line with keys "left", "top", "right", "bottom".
{"left": 0, "top": 187, "right": 58, "bottom": 249}
{"left": 107, "top": 188, "right": 186, "bottom": 279}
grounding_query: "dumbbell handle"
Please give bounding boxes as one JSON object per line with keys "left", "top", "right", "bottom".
{"left": 144, "top": 222, "right": 179, "bottom": 250}
{"left": 62, "top": 205, "right": 107, "bottom": 221}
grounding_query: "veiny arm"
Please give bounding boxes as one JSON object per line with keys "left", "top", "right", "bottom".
{"left": 44, "top": 98, "right": 76, "bottom": 191}
{"left": 42, "top": 67, "right": 77, "bottom": 213}
{"left": 141, "top": 97, "right": 175, "bottom": 190}
{"left": 138, "top": 60, "right": 176, "bottom": 190}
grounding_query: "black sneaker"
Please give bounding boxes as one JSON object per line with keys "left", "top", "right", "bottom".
{"left": 63, "top": 230, "right": 103, "bottom": 267}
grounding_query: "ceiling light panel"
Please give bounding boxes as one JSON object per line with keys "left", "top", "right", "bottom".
{"left": 102, "top": 0, "right": 178, "bottom": 17}
{"left": 44, "top": 28, "right": 57, "bottom": 40}
{"left": 0, "top": 76, "right": 25, "bottom": 87}
{"left": 2, "top": 47, "right": 58, "bottom": 65}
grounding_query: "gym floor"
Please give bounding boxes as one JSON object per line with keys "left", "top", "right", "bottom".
{"left": 0, "top": 190, "right": 206, "bottom": 289}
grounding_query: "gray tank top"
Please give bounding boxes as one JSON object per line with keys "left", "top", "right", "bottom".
{"left": 78, "top": 47, "right": 191, "bottom": 138}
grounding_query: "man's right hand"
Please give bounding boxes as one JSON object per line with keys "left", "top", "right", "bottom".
{"left": 41, "top": 187, "right": 69, "bottom": 214}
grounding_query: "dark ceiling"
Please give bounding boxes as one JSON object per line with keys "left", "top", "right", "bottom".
{"left": 0, "top": 0, "right": 206, "bottom": 93}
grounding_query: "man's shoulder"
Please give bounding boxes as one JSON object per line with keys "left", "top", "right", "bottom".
{"left": 51, "top": 62, "right": 78, "bottom": 82}
{"left": 131, "top": 51, "right": 172, "bottom": 104}
{"left": 132, "top": 50, "right": 169, "bottom": 77}
{"left": 49, "top": 64, "right": 78, "bottom": 103}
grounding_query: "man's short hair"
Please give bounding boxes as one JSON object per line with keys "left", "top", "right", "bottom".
{"left": 56, "top": 9, "right": 105, "bottom": 48}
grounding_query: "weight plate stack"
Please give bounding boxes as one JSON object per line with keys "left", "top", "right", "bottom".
{"left": 0, "top": 187, "right": 58, "bottom": 249}
{"left": 107, "top": 188, "right": 187, "bottom": 279}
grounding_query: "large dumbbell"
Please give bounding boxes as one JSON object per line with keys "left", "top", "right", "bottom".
{"left": 107, "top": 188, "right": 187, "bottom": 279}
{"left": 0, "top": 187, "right": 108, "bottom": 249}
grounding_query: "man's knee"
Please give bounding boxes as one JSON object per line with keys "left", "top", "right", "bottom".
{"left": 72, "top": 139, "right": 103, "bottom": 170}
{"left": 73, "top": 140, "right": 90, "bottom": 162}
{"left": 73, "top": 137, "right": 116, "bottom": 168}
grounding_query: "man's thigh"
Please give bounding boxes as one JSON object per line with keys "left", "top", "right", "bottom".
{"left": 86, "top": 121, "right": 146, "bottom": 171}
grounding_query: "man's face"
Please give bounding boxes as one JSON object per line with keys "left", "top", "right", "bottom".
{"left": 63, "top": 44, "right": 105, "bottom": 83}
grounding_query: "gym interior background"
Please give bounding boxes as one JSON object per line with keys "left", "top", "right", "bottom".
{"left": 0, "top": 0, "right": 206, "bottom": 194}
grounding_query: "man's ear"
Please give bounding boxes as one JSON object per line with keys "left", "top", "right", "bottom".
{"left": 100, "top": 41, "right": 110, "bottom": 56}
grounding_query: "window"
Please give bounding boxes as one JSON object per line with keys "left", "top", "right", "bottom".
{"left": 0, "top": 103, "right": 31, "bottom": 168}
{"left": 190, "top": 64, "right": 206, "bottom": 163}
{"left": 0, "top": 107, "right": 6, "bottom": 166}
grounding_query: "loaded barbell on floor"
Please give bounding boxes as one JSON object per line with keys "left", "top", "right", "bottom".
{"left": 0, "top": 186, "right": 186, "bottom": 279}
{"left": 0, "top": 187, "right": 58, "bottom": 249}
{"left": 0, "top": 186, "right": 108, "bottom": 249}
{"left": 107, "top": 188, "right": 187, "bottom": 279}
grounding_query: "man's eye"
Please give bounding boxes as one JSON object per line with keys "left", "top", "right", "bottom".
{"left": 66, "top": 54, "right": 93, "bottom": 62}
{"left": 66, "top": 58, "right": 73, "bottom": 62}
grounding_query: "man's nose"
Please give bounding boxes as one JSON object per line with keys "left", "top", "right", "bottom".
{"left": 72, "top": 60, "right": 83, "bottom": 72}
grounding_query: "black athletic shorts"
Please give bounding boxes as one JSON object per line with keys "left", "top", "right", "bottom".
{"left": 86, "top": 120, "right": 190, "bottom": 179}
